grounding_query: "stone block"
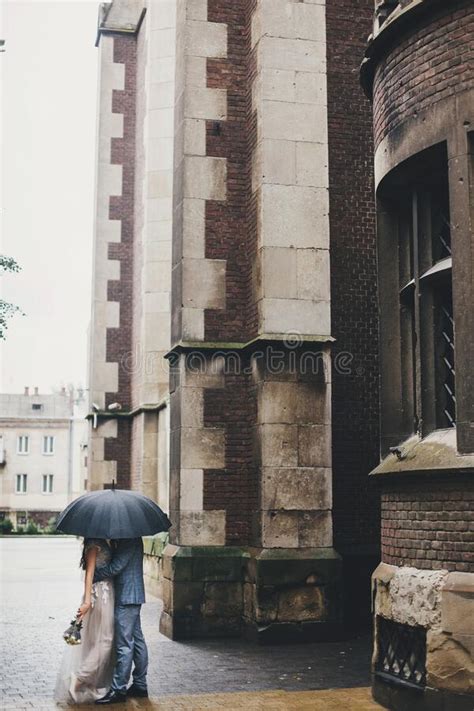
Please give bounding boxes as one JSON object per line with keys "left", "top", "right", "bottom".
{"left": 149, "top": 0, "right": 176, "bottom": 30}
{"left": 186, "top": 0, "right": 207, "bottom": 21}
{"left": 298, "top": 424, "right": 331, "bottom": 467}
{"left": 427, "top": 629, "right": 474, "bottom": 694}
{"left": 262, "top": 467, "right": 332, "bottom": 510}
{"left": 148, "top": 170, "right": 173, "bottom": 198}
{"left": 260, "top": 184, "right": 329, "bottom": 249}
{"left": 296, "top": 248, "right": 330, "bottom": 301}
{"left": 261, "top": 297, "right": 331, "bottom": 337}
{"left": 182, "top": 354, "right": 225, "bottom": 388}
{"left": 181, "top": 427, "right": 225, "bottom": 468}
{"left": 201, "top": 582, "right": 243, "bottom": 617}
{"left": 148, "top": 197, "right": 173, "bottom": 223}
{"left": 184, "top": 156, "right": 227, "bottom": 200}
{"left": 259, "top": 380, "right": 329, "bottom": 425}
{"left": 295, "top": 71, "right": 326, "bottom": 104}
{"left": 97, "top": 419, "right": 118, "bottom": 438}
{"left": 184, "top": 55, "right": 207, "bottom": 87}
{"left": 296, "top": 142, "right": 328, "bottom": 187}
{"left": 179, "top": 510, "right": 226, "bottom": 545}
{"left": 148, "top": 107, "right": 174, "bottom": 138}
{"left": 184, "top": 118, "right": 206, "bottom": 155}
{"left": 261, "top": 99, "right": 327, "bottom": 143}
{"left": 261, "top": 510, "right": 299, "bottom": 548}
{"left": 179, "top": 468, "right": 204, "bottom": 510}
{"left": 442, "top": 573, "right": 474, "bottom": 635}
{"left": 257, "top": 139, "right": 296, "bottom": 187}
{"left": 149, "top": 136, "right": 174, "bottom": 171}
{"left": 182, "top": 258, "right": 226, "bottom": 309}
{"left": 260, "top": 68, "right": 296, "bottom": 103}
{"left": 144, "top": 291, "right": 170, "bottom": 314}
{"left": 185, "top": 87, "right": 227, "bottom": 120}
{"left": 260, "top": 423, "right": 298, "bottom": 467}
{"left": 259, "top": 36, "right": 326, "bottom": 74}
{"left": 298, "top": 510, "right": 333, "bottom": 547}
{"left": 186, "top": 20, "right": 227, "bottom": 59}
{"left": 278, "top": 585, "right": 325, "bottom": 622}
{"left": 181, "top": 387, "right": 204, "bottom": 427}
{"left": 181, "top": 307, "right": 204, "bottom": 340}
{"left": 183, "top": 198, "right": 205, "bottom": 258}
{"left": 261, "top": 246, "right": 297, "bottom": 299}
{"left": 150, "top": 28, "right": 176, "bottom": 59}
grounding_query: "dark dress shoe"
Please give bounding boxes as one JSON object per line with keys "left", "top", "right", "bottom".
{"left": 127, "top": 684, "right": 149, "bottom": 698}
{"left": 95, "top": 689, "right": 127, "bottom": 705}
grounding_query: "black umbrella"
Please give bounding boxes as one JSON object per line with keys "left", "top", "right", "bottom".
{"left": 56, "top": 485, "right": 171, "bottom": 539}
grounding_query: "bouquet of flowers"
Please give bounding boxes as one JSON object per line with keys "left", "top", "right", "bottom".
{"left": 63, "top": 616, "right": 83, "bottom": 645}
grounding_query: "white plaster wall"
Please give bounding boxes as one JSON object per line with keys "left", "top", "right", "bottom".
{"left": 0, "top": 423, "right": 74, "bottom": 513}
{"left": 251, "top": 0, "right": 331, "bottom": 338}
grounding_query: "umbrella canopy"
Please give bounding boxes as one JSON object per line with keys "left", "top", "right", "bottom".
{"left": 56, "top": 487, "right": 171, "bottom": 539}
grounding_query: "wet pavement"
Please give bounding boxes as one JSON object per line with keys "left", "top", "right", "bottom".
{"left": 0, "top": 537, "right": 382, "bottom": 710}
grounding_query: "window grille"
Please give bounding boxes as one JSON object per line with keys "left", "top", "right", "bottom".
{"left": 375, "top": 617, "right": 426, "bottom": 687}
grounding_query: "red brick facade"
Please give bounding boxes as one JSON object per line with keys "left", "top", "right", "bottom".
{"left": 203, "top": 364, "right": 258, "bottom": 545}
{"left": 372, "top": 1, "right": 474, "bottom": 149}
{"left": 381, "top": 479, "right": 474, "bottom": 572}
{"left": 205, "top": 0, "right": 253, "bottom": 344}
{"left": 102, "top": 34, "right": 138, "bottom": 490}
{"left": 326, "top": 0, "right": 380, "bottom": 552}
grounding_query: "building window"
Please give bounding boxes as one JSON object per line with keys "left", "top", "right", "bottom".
{"left": 17, "top": 436, "right": 29, "bottom": 455}
{"left": 15, "top": 474, "right": 27, "bottom": 494}
{"left": 378, "top": 143, "right": 455, "bottom": 446}
{"left": 42, "top": 436, "right": 55, "bottom": 455}
{"left": 32, "top": 403, "right": 43, "bottom": 411}
{"left": 42, "top": 474, "right": 54, "bottom": 494}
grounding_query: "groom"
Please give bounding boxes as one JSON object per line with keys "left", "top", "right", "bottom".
{"left": 94, "top": 538, "right": 149, "bottom": 705}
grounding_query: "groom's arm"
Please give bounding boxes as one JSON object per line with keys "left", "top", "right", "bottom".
{"left": 93, "top": 540, "right": 136, "bottom": 582}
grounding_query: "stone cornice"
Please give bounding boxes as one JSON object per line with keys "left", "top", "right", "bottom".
{"left": 165, "top": 333, "right": 335, "bottom": 360}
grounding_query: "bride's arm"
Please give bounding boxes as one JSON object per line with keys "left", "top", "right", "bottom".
{"left": 77, "top": 545, "right": 98, "bottom": 619}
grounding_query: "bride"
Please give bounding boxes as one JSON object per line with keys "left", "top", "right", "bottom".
{"left": 55, "top": 539, "right": 115, "bottom": 704}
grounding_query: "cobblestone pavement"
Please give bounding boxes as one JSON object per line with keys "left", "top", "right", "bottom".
{"left": 0, "top": 538, "right": 382, "bottom": 710}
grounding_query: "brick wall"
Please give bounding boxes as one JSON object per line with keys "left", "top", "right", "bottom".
{"left": 373, "top": 1, "right": 474, "bottom": 149}
{"left": 205, "top": 0, "right": 254, "bottom": 343}
{"left": 326, "top": 0, "right": 380, "bottom": 550}
{"left": 381, "top": 478, "right": 474, "bottom": 572}
{"left": 104, "top": 34, "right": 138, "bottom": 490}
{"left": 203, "top": 359, "right": 258, "bottom": 545}
{"left": 199, "top": 1, "right": 259, "bottom": 543}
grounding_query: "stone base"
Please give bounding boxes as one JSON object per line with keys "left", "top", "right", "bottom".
{"left": 372, "top": 564, "right": 474, "bottom": 707}
{"left": 373, "top": 675, "right": 474, "bottom": 711}
{"left": 159, "top": 544, "right": 343, "bottom": 642}
{"left": 159, "top": 544, "right": 248, "bottom": 639}
{"left": 244, "top": 547, "right": 343, "bottom": 643}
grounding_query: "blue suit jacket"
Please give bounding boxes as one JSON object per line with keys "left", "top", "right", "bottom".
{"left": 94, "top": 538, "right": 145, "bottom": 605}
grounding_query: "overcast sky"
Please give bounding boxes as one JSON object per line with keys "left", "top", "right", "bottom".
{"left": 1, "top": 0, "right": 99, "bottom": 394}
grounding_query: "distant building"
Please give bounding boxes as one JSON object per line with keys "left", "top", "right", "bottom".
{"left": 0, "top": 387, "right": 88, "bottom": 529}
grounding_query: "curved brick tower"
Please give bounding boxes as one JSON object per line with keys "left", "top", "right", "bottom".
{"left": 362, "top": 1, "right": 474, "bottom": 708}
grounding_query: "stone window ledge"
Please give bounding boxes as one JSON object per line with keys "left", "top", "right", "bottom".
{"left": 370, "top": 428, "right": 474, "bottom": 477}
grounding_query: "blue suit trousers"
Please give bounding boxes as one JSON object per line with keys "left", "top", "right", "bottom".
{"left": 111, "top": 604, "right": 148, "bottom": 693}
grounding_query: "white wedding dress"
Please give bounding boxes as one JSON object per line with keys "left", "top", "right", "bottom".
{"left": 55, "top": 540, "right": 115, "bottom": 704}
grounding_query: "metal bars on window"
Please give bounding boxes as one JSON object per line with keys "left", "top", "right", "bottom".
{"left": 375, "top": 617, "right": 427, "bottom": 688}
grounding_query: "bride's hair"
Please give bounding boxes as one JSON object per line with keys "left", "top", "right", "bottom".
{"left": 79, "top": 538, "right": 91, "bottom": 570}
